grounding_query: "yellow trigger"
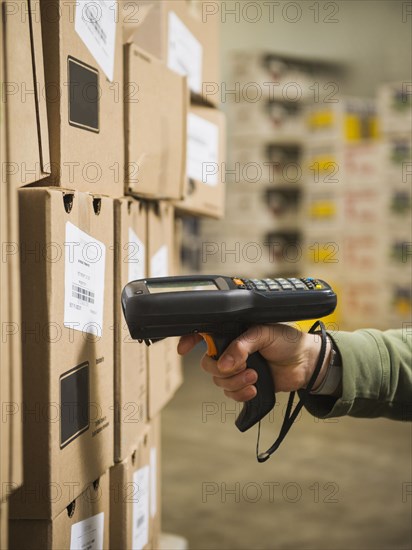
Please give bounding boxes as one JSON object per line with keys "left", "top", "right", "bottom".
{"left": 200, "top": 333, "right": 218, "bottom": 357}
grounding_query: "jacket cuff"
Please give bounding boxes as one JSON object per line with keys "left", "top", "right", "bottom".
{"left": 301, "top": 330, "right": 389, "bottom": 419}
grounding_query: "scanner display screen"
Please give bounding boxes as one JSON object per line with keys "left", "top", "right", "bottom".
{"left": 148, "top": 280, "right": 218, "bottom": 293}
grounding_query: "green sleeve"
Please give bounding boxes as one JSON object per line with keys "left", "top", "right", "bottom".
{"left": 302, "top": 329, "right": 412, "bottom": 421}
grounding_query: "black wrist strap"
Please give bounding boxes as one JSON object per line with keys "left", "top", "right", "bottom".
{"left": 256, "top": 320, "right": 328, "bottom": 463}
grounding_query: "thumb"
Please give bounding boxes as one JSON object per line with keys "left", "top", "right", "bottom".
{"left": 217, "top": 326, "right": 276, "bottom": 373}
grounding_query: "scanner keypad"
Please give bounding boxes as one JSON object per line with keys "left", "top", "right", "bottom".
{"left": 233, "top": 277, "right": 325, "bottom": 291}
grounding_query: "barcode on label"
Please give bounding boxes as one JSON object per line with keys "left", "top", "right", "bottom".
{"left": 72, "top": 284, "right": 95, "bottom": 304}
{"left": 136, "top": 515, "right": 145, "bottom": 528}
{"left": 84, "top": 7, "right": 107, "bottom": 45}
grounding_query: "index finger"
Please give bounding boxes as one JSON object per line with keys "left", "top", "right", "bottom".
{"left": 177, "top": 333, "right": 203, "bottom": 355}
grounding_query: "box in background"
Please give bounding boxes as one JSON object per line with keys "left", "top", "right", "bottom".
{"left": 385, "top": 186, "right": 412, "bottom": 227}
{"left": 229, "top": 51, "right": 339, "bottom": 101}
{"left": 302, "top": 232, "right": 344, "bottom": 278}
{"left": 232, "top": 137, "right": 303, "bottom": 187}
{"left": 175, "top": 106, "right": 226, "bottom": 218}
{"left": 40, "top": 0, "right": 123, "bottom": 195}
{"left": 122, "top": 0, "right": 219, "bottom": 106}
{"left": 114, "top": 198, "right": 148, "bottom": 462}
{"left": 303, "top": 188, "right": 343, "bottom": 231}
{"left": 303, "top": 142, "right": 382, "bottom": 189}
{"left": 10, "top": 189, "right": 114, "bottom": 519}
{"left": 384, "top": 274, "right": 412, "bottom": 329}
{"left": 340, "top": 279, "right": 388, "bottom": 331}
{"left": 305, "top": 97, "right": 379, "bottom": 143}
{"left": 110, "top": 417, "right": 161, "bottom": 550}
{"left": 228, "top": 98, "right": 306, "bottom": 140}
{"left": 380, "top": 133, "right": 412, "bottom": 183}
{"left": 124, "top": 45, "right": 187, "bottom": 200}
{"left": 378, "top": 82, "right": 412, "bottom": 134}
{"left": 2, "top": 0, "right": 50, "bottom": 188}
{"left": 10, "top": 471, "right": 110, "bottom": 550}
{"left": 147, "top": 202, "right": 183, "bottom": 419}
{"left": 343, "top": 232, "right": 386, "bottom": 277}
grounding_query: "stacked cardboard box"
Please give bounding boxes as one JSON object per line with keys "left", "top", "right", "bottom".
{"left": 199, "top": 52, "right": 342, "bottom": 280}
{"left": 378, "top": 84, "right": 412, "bottom": 329}
{"left": 302, "top": 97, "right": 384, "bottom": 330}
{"left": 110, "top": 417, "right": 161, "bottom": 550}
{"left": 2, "top": 0, "right": 224, "bottom": 547}
{"left": 1, "top": 0, "right": 48, "bottom": 541}
{"left": 6, "top": 0, "right": 122, "bottom": 545}
{"left": 122, "top": 0, "right": 220, "bottom": 106}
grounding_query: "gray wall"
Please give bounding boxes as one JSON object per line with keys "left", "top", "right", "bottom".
{"left": 219, "top": 0, "right": 412, "bottom": 98}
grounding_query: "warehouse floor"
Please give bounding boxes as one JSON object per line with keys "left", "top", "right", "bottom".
{"left": 162, "top": 345, "right": 412, "bottom": 550}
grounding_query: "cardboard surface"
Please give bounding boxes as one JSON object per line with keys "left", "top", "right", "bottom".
{"left": 9, "top": 189, "right": 114, "bottom": 519}
{"left": 122, "top": 1, "right": 220, "bottom": 106}
{"left": 10, "top": 470, "right": 110, "bottom": 550}
{"left": 110, "top": 417, "right": 161, "bottom": 550}
{"left": 147, "top": 203, "right": 183, "bottom": 419}
{"left": 1, "top": 4, "right": 23, "bottom": 501}
{"left": 39, "top": 1, "right": 123, "bottom": 195}
{"left": 0, "top": 500, "right": 8, "bottom": 549}
{"left": 175, "top": 106, "right": 226, "bottom": 219}
{"left": 2, "top": 0, "right": 50, "bottom": 188}
{"left": 124, "top": 45, "right": 187, "bottom": 200}
{"left": 114, "top": 198, "right": 148, "bottom": 462}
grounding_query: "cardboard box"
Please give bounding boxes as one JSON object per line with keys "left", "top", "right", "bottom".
{"left": 304, "top": 189, "right": 343, "bottom": 230}
{"left": 10, "top": 471, "right": 110, "bottom": 550}
{"left": 2, "top": 0, "right": 50, "bottom": 187}
{"left": 229, "top": 51, "right": 339, "bottom": 103}
{"left": 384, "top": 275, "right": 412, "bottom": 329}
{"left": 232, "top": 137, "right": 303, "bottom": 187}
{"left": 386, "top": 186, "right": 412, "bottom": 227}
{"left": 114, "top": 198, "right": 148, "bottom": 462}
{"left": 1, "top": 5, "right": 23, "bottom": 501}
{"left": 0, "top": 180, "right": 23, "bottom": 503}
{"left": 9, "top": 189, "right": 114, "bottom": 519}
{"left": 305, "top": 98, "right": 379, "bottom": 143}
{"left": 303, "top": 142, "right": 382, "bottom": 189}
{"left": 175, "top": 106, "right": 226, "bottom": 218}
{"left": 340, "top": 279, "right": 387, "bottom": 331}
{"left": 40, "top": 0, "right": 123, "bottom": 195}
{"left": 302, "top": 232, "right": 343, "bottom": 278}
{"left": 343, "top": 232, "right": 386, "bottom": 278}
{"left": 124, "top": 45, "right": 187, "bottom": 199}
{"left": 147, "top": 202, "right": 183, "bottom": 419}
{"left": 381, "top": 134, "right": 412, "bottom": 183}
{"left": 378, "top": 82, "right": 412, "bottom": 134}
{"left": 110, "top": 417, "right": 161, "bottom": 550}
{"left": 122, "top": 1, "right": 219, "bottom": 106}
{"left": 229, "top": 98, "right": 305, "bottom": 140}
{"left": 0, "top": 500, "right": 8, "bottom": 550}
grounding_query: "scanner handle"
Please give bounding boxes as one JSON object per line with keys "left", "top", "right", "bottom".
{"left": 200, "top": 333, "right": 276, "bottom": 432}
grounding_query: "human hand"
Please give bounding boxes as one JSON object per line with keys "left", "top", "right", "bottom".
{"left": 177, "top": 324, "right": 332, "bottom": 402}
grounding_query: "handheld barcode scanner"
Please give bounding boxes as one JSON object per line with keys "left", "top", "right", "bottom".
{"left": 122, "top": 275, "right": 337, "bottom": 460}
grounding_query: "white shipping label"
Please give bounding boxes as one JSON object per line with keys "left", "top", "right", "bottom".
{"left": 150, "top": 447, "right": 157, "bottom": 518}
{"left": 128, "top": 228, "right": 146, "bottom": 283}
{"left": 75, "top": 0, "right": 117, "bottom": 81}
{"left": 70, "top": 512, "right": 104, "bottom": 550}
{"left": 64, "top": 222, "right": 106, "bottom": 337}
{"left": 187, "top": 113, "right": 219, "bottom": 186}
{"left": 150, "top": 245, "right": 169, "bottom": 278}
{"left": 168, "top": 11, "right": 202, "bottom": 94}
{"left": 132, "top": 465, "right": 150, "bottom": 550}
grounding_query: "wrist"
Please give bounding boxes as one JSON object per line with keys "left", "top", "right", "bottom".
{"left": 310, "top": 335, "right": 342, "bottom": 397}
{"left": 304, "top": 333, "right": 332, "bottom": 390}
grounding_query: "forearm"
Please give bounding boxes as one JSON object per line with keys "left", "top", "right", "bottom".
{"left": 302, "top": 329, "right": 412, "bottom": 421}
